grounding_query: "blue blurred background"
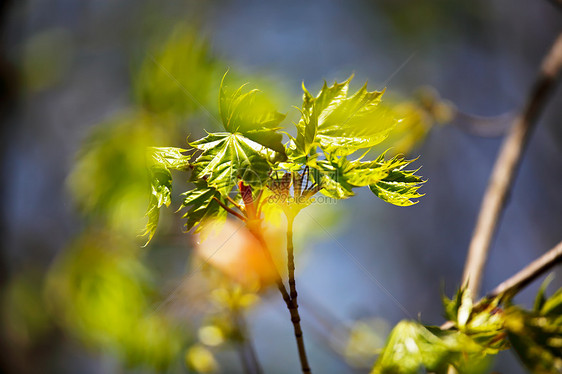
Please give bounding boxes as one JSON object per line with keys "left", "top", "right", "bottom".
{"left": 1, "top": 0, "right": 561, "bottom": 373}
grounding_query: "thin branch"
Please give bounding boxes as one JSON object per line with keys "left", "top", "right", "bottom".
{"left": 462, "top": 32, "right": 562, "bottom": 298}
{"left": 287, "top": 216, "right": 298, "bottom": 301}
{"left": 442, "top": 239, "right": 562, "bottom": 330}
{"left": 244, "top": 222, "right": 312, "bottom": 373}
{"left": 233, "top": 309, "right": 263, "bottom": 374}
{"left": 225, "top": 194, "right": 244, "bottom": 212}
{"left": 285, "top": 214, "right": 311, "bottom": 373}
{"left": 212, "top": 196, "right": 247, "bottom": 221}
{"left": 486, "top": 240, "right": 562, "bottom": 299}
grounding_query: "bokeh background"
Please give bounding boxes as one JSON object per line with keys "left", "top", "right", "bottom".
{"left": 1, "top": 0, "right": 562, "bottom": 373}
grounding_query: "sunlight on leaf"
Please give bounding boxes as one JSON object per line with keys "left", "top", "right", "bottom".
{"left": 372, "top": 321, "right": 491, "bottom": 374}
{"left": 295, "top": 76, "right": 397, "bottom": 157}
{"left": 220, "top": 73, "right": 287, "bottom": 156}
{"left": 142, "top": 147, "right": 192, "bottom": 244}
{"left": 191, "top": 133, "right": 275, "bottom": 196}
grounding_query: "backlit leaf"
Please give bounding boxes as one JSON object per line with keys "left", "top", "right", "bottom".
{"left": 180, "top": 183, "right": 227, "bottom": 232}
{"left": 308, "top": 152, "right": 424, "bottom": 204}
{"left": 142, "top": 147, "right": 192, "bottom": 244}
{"left": 372, "top": 321, "right": 490, "bottom": 374}
{"left": 295, "top": 76, "right": 397, "bottom": 157}
{"left": 219, "top": 74, "right": 286, "bottom": 157}
{"left": 369, "top": 154, "right": 424, "bottom": 206}
{"left": 191, "top": 133, "right": 274, "bottom": 196}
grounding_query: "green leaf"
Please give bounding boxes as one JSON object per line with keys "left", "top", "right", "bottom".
{"left": 148, "top": 146, "right": 191, "bottom": 170}
{"left": 191, "top": 133, "right": 274, "bottom": 196}
{"left": 442, "top": 287, "right": 507, "bottom": 351}
{"left": 539, "top": 286, "right": 562, "bottom": 316}
{"left": 296, "top": 76, "right": 397, "bottom": 157}
{"left": 180, "top": 184, "right": 227, "bottom": 232}
{"left": 369, "top": 154, "right": 425, "bottom": 206}
{"left": 134, "top": 27, "right": 216, "bottom": 116}
{"left": 372, "top": 321, "right": 490, "bottom": 374}
{"left": 142, "top": 147, "right": 192, "bottom": 244}
{"left": 219, "top": 74, "right": 287, "bottom": 157}
{"left": 142, "top": 168, "right": 173, "bottom": 245}
{"left": 505, "top": 305, "right": 562, "bottom": 374}
{"left": 309, "top": 157, "right": 356, "bottom": 199}
{"left": 443, "top": 286, "right": 466, "bottom": 324}
{"left": 307, "top": 152, "right": 424, "bottom": 203}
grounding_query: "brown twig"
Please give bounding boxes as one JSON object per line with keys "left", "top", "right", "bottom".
{"left": 212, "top": 196, "right": 247, "bottom": 221}
{"left": 462, "top": 32, "right": 562, "bottom": 298}
{"left": 225, "top": 194, "right": 244, "bottom": 212}
{"left": 285, "top": 214, "right": 311, "bottom": 373}
{"left": 486, "top": 240, "right": 562, "bottom": 299}
{"left": 244, "top": 215, "right": 311, "bottom": 373}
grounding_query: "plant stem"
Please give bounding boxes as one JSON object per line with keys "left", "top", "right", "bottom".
{"left": 233, "top": 309, "right": 263, "bottom": 374}
{"left": 462, "top": 32, "right": 562, "bottom": 299}
{"left": 212, "top": 196, "right": 246, "bottom": 221}
{"left": 249, "top": 224, "right": 311, "bottom": 373}
{"left": 285, "top": 214, "right": 311, "bottom": 373}
{"left": 486, "top": 240, "right": 562, "bottom": 299}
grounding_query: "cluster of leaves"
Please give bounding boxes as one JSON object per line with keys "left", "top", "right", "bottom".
{"left": 505, "top": 281, "right": 562, "bottom": 373}
{"left": 144, "top": 74, "right": 425, "bottom": 242}
{"left": 372, "top": 282, "right": 562, "bottom": 373}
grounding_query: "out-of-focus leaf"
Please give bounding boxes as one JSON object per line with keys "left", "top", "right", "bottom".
{"left": 372, "top": 321, "right": 490, "bottom": 374}
{"left": 180, "top": 183, "right": 227, "bottom": 232}
{"left": 2, "top": 272, "right": 52, "bottom": 347}
{"left": 375, "top": 87, "right": 455, "bottom": 156}
{"left": 505, "top": 305, "right": 562, "bottom": 374}
{"left": 539, "top": 287, "right": 562, "bottom": 316}
{"left": 45, "top": 231, "right": 185, "bottom": 370}
{"left": 185, "top": 344, "right": 218, "bottom": 373}
{"left": 68, "top": 114, "right": 171, "bottom": 237}
{"left": 219, "top": 75, "right": 287, "bottom": 157}
{"left": 134, "top": 27, "right": 216, "bottom": 117}
{"left": 335, "top": 317, "right": 390, "bottom": 368}
{"left": 191, "top": 133, "right": 274, "bottom": 196}
{"left": 533, "top": 275, "right": 554, "bottom": 313}
{"left": 295, "top": 76, "right": 397, "bottom": 157}
{"left": 504, "top": 286, "right": 562, "bottom": 373}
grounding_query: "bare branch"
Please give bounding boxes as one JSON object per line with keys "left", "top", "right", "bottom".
{"left": 487, "top": 240, "right": 562, "bottom": 298}
{"left": 462, "top": 32, "right": 562, "bottom": 298}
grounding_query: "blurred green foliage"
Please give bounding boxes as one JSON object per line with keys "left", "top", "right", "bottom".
{"left": 134, "top": 27, "right": 218, "bottom": 117}
{"left": 46, "top": 230, "right": 186, "bottom": 370}
{"left": 1, "top": 271, "right": 52, "bottom": 348}
{"left": 376, "top": 87, "right": 455, "bottom": 157}
{"left": 505, "top": 282, "right": 562, "bottom": 373}
{"left": 68, "top": 113, "right": 173, "bottom": 238}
